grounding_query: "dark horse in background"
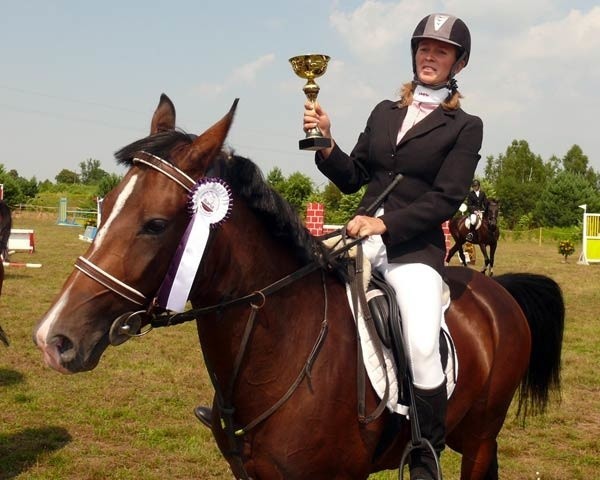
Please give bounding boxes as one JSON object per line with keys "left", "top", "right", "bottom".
{"left": 33, "top": 95, "right": 564, "bottom": 479}
{"left": 0, "top": 199, "right": 12, "bottom": 346}
{"left": 446, "top": 199, "right": 500, "bottom": 276}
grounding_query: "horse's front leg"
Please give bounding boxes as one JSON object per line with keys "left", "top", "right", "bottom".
{"left": 446, "top": 243, "right": 459, "bottom": 265}
{"left": 458, "top": 244, "right": 468, "bottom": 267}
{"left": 487, "top": 242, "right": 497, "bottom": 277}
{"left": 479, "top": 244, "right": 490, "bottom": 275}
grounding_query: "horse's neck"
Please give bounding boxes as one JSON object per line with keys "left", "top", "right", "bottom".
{"left": 195, "top": 272, "right": 329, "bottom": 413}
{"left": 192, "top": 223, "right": 311, "bottom": 340}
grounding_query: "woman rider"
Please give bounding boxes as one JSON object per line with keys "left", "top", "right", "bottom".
{"left": 303, "top": 13, "right": 483, "bottom": 480}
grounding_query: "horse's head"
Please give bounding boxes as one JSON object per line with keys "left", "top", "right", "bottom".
{"left": 486, "top": 199, "right": 499, "bottom": 231}
{"left": 33, "top": 94, "right": 238, "bottom": 373}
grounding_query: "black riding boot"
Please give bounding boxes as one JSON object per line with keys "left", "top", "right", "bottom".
{"left": 194, "top": 405, "right": 213, "bottom": 428}
{"left": 409, "top": 380, "right": 447, "bottom": 480}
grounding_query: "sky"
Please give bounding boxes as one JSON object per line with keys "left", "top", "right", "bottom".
{"left": 1, "top": 1, "right": 599, "bottom": 189}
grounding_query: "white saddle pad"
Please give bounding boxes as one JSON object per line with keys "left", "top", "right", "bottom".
{"left": 345, "top": 285, "right": 458, "bottom": 416}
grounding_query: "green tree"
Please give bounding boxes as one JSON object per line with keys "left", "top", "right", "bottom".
{"left": 535, "top": 171, "right": 600, "bottom": 227}
{"left": 0, "top": 165, "right": 38, "bottom": 205}
{"left": 56, "top": 169, "right": 79, "bottom": 184}
{"left": 0, "top": 174, "right": 22, "bottom": 204}
{"left": 266, "top": 168, "right": 314, "bottom": 216}
{"left": 483, "top": 154, "right": 500, "bottom": 185}
{"left": 486, "top": 140, "right": 547, "bottom": 228}
{"left": 562, "top": 145, "right": 589, "bottom": 175}
{"left": 97, "top": 173, "right": 122, "bottom": 198}
{"left": 562, "top": 144, "right": 598, "bottom": 187}
{"left": 544, "top": 154, "right": 562, "bottom": 180}
{"left": 336, "top": 188, "right": 365, "bottom": 223}
{"left": 266, "top": 167, "right": 285, "bottom": 191}
{"left": 281, "top": 172, "right": 314, "bottom": 215}
{"left": 16, "top": 176, "right": 38, "bottom": 199}
{"left": 79, "top": 158, "right": 109, "bottom": 184}
{"left": 322, "top": 182, "right": 343, "bottom": 213}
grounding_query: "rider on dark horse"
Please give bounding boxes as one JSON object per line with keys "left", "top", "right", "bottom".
{"left": 465, "top": 179, "right": 488, "bottom": 242}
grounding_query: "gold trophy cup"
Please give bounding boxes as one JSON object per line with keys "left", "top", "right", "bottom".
{"left": 289, "top": 54, "right": 332, "bottom": 151}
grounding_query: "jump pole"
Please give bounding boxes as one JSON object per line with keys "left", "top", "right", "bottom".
{"left": 578, "top": 204, "right": 589, "bottom": 265}
{"left": 3, "top": 262, "right": 42, "bottom": 268}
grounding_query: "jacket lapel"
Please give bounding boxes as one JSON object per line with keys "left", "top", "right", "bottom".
{"left": 397, "top": 107, "right": 454, "bottom": 147}
{"left": 387, "top": 102, "right": 407, "bottom": 151}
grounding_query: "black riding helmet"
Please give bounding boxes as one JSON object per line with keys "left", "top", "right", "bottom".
{"left": 411, "top": 13, "right": 471, "bottom": 89}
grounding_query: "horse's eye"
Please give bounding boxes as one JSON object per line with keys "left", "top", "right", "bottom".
{"left": 141, "top": 219, "right": 169, "bottom": 235}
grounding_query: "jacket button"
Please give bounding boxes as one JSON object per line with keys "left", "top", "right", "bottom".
{"left": 388, "top": 171, "right": 393, "bottom": 177}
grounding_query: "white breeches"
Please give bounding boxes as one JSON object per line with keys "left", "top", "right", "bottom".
{"left": 363, "top": 233, "right": 445, "bottom": 389}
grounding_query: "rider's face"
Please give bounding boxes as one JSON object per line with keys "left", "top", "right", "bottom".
{"left": 415, "top": 39, "right": 463, "bottom": 85}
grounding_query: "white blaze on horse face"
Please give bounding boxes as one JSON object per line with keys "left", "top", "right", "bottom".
{"left": 91, "top": 174, "right": 138, "bottom": 252}
{"left": 35, "top": 286, "right": 76, "bottom": 373}
{"left": 35, "top": 175, "right": 139, "bottom": 366}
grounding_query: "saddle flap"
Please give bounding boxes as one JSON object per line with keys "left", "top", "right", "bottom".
{"left": 367, "top": 272, "right": 408, "bottom": 383}
{"left": 365, "top": 288, "right": 392, "bottom": 349}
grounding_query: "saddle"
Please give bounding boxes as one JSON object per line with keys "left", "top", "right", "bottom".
{"left": 321, "top": 234, "right": 453, "bottom": 416}
{"left": 465, "top": 211, "right": 483, "bottom": 230}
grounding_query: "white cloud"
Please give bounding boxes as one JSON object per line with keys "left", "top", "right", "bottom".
{"left": 230, "top": 54, "right": 276, "bottom": 83}
{"left": 513, "top": 7, "right": 600, "bottom": 59}
{"left": 330, "top": 0, "right": 436, "bottom": 62}
{"left": 442, "top": 0, "right": 561, "bottom": 28}
{"left": 193, "top": 54, "right": 276, "bottom": 96}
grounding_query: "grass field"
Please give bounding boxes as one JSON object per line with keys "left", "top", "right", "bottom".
{"left": 1, "top": 212, "right": 598, "bottom": 479}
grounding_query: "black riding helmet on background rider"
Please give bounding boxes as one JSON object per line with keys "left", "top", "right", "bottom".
{"left": 411, "top": 13, "right": 471, "bottom": 90}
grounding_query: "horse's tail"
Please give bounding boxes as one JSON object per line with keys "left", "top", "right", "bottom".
{"left": 494, "top": 272, "right": 564, "bottom": 419}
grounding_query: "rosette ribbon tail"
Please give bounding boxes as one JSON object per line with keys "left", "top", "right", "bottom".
{"left": 155, "top": 178, "right": 232, "bottom": 313}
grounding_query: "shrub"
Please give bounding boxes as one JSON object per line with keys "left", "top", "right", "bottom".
{"left": 558, "top": 239, "right": 575, "bottom": 262}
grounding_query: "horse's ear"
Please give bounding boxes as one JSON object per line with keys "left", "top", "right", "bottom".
{"left": 187, "top": 99, "right": 239, "bottom": 172}
{"left": 150, "top": 94, "right": 176, "bottom": 134}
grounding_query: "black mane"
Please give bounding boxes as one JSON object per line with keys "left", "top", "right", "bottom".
{"left": 114, "top": 132, "right": 327, "bottom": 268}
{"left": 219, "top": 153, "right": 326, "bottom": 267}
{"left": 115, "top": 130, "right": 195, "bottom": 167}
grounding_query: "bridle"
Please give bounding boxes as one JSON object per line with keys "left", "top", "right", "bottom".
{"left": 74, "top": 150, "right": 330, "bottom": 341}
{"left": 73, "top": 150, "right": 199, "bottom": 343}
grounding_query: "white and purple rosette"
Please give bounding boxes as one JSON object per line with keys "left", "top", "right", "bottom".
{"left": 156, "top": 178, "right": 232, "bottom": 312}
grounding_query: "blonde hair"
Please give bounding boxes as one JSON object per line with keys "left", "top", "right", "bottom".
{"left": 398, "top": 82, "right": 462, "bottom": 110}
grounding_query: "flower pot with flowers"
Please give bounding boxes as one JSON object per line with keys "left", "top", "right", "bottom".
{"left": 558, "top": 239, "right": 575, "bottom": 263}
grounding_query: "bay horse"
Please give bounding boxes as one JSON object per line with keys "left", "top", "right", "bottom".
{"left": 33, "top": 95, "right": 564, "bottom": 480}
{"left": 0, "top": 200, "right": 11, "bottom": 346}
{"left": 445, "top": 200, "right": 500, "bottom": 276}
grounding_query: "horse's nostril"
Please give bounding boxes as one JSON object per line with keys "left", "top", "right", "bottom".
{"left": 55, "top": 335, "right": 75, "bottom": 361}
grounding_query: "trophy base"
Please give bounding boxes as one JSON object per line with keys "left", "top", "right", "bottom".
{"left": 299, "top": 136, "right": 332, "bottom": 151}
